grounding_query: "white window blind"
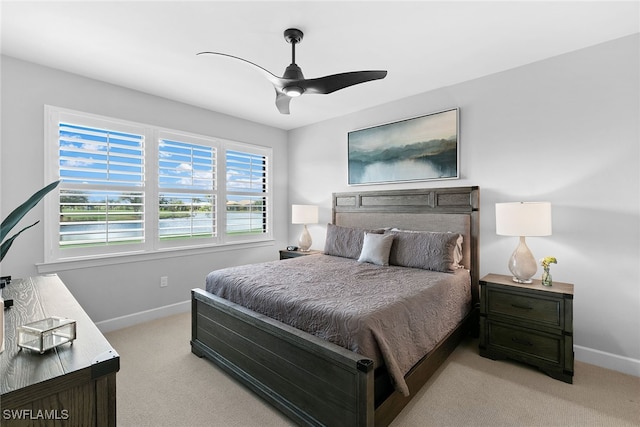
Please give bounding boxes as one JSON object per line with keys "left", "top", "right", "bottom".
{"left": 58, "top": 123, "right": 145, "bottom": 247}
{"left": 158, "top": 137, "right": 216, "bottom": 240}
{"left": 225, "top": 149, "right": 268, "bottom": 236}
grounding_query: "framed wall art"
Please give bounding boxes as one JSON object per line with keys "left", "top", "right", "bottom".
{"left": 348, "top": 108, "right": 459, "bottom": 185}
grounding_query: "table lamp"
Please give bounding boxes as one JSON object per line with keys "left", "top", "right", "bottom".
{"left": 496, "top": 202, "right": 552, "bottom": 283}
{"left": 291, "top": 204, "right": 318, "bottom": 251}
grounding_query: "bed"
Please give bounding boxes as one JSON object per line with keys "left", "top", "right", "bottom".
{"left": 191, "top": 186, "right": 480, "bottom": 426}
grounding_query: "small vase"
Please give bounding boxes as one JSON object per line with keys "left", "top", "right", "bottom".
{"left": 541, "top": 268, "right": 552, "bottom": 286}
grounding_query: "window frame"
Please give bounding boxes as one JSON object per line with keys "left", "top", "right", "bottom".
{"left": 223, "top": 142, "right": 271, "bottom": 244}
{"left": 156, "top": 129, "right": 219, "bottom": 250}
{"left": 43, "top": 105, "right": 273, "bottom": 266}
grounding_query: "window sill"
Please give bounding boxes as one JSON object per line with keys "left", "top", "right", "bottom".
{"left": 36, "top": 239, "right": 275, "bottom": 274}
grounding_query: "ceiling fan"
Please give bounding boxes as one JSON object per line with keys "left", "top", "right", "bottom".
{"left": 197, "top": 28, "right": 387, "bottom": 114}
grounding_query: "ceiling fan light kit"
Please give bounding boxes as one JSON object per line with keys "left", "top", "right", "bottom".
{"left": 198, "top": 28, "right": 387, "bottom": 114}
{"left": 283, "top": 86, "right": 304, "bottom": 97}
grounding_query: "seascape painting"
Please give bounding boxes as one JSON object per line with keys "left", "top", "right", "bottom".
{"left": 348, "top": 108, "right": 459, "bottom": 185}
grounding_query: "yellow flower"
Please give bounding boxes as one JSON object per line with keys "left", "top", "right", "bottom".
{"left": 540, "top": 256, "right": 557, "bottom": 269}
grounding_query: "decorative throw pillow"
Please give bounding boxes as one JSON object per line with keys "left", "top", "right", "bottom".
{"left": 357, "top": 232, "right": 395, "bottom": 266}
{"left": 323, "top": 223, "right": 384, "bottom": 259}
{"left": 386, "top": 230, "right": 463, "bottom": 272}
{"left": 389, "top": 228, "right": 464, "bottom": 268}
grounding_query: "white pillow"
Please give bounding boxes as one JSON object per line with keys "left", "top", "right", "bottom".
{"left": 357, "top": 232, "right": 394, "bottom": 266}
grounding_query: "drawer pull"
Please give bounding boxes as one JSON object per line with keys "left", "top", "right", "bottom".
{"left": 512, "top": 337, "right": 533, "bottom": 346}
{"left": 511, "top": 303, "right": 533, "bottom": 310}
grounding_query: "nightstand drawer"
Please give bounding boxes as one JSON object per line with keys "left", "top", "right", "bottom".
{"left": 488, "top": 322, "right": 561, "bottom": 364}
{"left": 488, "top": 288, "right": 561, "bottom": 327}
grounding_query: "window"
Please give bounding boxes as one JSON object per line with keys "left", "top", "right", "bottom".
{"left": 58, "top": 123, "right": 145, "bottom": 249}
{"left": 44, "top": 106, "right": 272, "bottom": 263}
{"left": 225, "top": 149, "right": 268, "bottom": 237}
{"left": 158, "top": 135, "right": 216, "bottom": 241}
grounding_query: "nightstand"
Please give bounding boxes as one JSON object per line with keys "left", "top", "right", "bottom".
{"left": 479, "top": 273, "right": 574, "bottom": 383}
{"left": 279, "top": 249, "right": 322, "bottom": 260}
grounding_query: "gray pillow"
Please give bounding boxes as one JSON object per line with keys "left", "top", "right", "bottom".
{"left": 324, "top": 223, "right": 384, "bottom": 259}
{"left": 357, "top": 232, "right": 395, "bottom": 266}
{"left": 386, "top": 230, "right": 463, "bottom": 272}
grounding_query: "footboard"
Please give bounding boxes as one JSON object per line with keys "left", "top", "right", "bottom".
{"left": 191, "top": 288, "right": 375, "bottom": 427}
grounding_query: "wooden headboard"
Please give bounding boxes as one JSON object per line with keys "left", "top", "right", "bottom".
{"left": 332, "top": 186, "right": 480, "bottom": 305}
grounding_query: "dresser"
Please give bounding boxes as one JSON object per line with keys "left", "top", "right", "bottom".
{"left": 0, "top": 275, "right": 119, "bottom": 426}
{"left": 479, "top": 273, "right": 574, "bottom": 383}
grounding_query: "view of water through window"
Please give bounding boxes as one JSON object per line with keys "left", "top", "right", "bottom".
{"left": 57, "top": 120, "right": 268, "bottom": 249}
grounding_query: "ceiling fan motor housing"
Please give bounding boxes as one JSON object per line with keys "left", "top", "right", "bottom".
{"left": 283, "top": 63, "right": 304, "bottom": 80}
{"left": 282, "top": 33, "right": 305, "bottom": 97}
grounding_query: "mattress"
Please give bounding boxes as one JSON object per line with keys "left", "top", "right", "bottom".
{"left": 205, "top": 254, "right": 471, "bottom": 396}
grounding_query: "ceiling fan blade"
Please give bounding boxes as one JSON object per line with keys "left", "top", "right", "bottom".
{"left": 197, "top": 51, "right": 284, "bottom": 87}
{"left": 301, "top": 70, "right": 387, "bottom": 95}
{"left": 275, "top": 91, "right": 291, "bottom": 114}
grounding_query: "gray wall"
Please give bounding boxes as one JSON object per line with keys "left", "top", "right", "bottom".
{"left": 287, "top": 34, "right": 640, "bottom": 376}
{"left": 0, "top": 56, "right": 289, "bottom": 328}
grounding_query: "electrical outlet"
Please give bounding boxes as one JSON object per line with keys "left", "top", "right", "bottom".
{"left": 160, "top": 276, "right": 168, "bottom": 288}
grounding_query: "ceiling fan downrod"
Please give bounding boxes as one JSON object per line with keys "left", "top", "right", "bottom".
{"left": 284, "top": 28, "right": 304, "bottom": 67}
{"left": 282, "top": 28, "right": 305, "bottom": 93}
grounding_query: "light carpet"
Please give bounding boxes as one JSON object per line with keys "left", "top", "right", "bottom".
{"left": 105, "top": 312, "right": 640, "bottom": 426}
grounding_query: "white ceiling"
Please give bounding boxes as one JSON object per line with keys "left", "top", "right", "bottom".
{"left": 1, "top": 1, "right": 638, "bottom": 130}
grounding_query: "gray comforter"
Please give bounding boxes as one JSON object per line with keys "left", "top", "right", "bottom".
{"left": 205, "top": 254, "right": 471, "bottom": 396}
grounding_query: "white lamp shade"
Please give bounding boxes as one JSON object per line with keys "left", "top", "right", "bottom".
{"left": 496, "top": 202, "right": 552, "bottom": 237}
{"left": 291, "top": 204, "right": 318, "bottom": 225}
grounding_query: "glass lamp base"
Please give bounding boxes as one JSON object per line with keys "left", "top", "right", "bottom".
{"left": 508, "top": 236, "right": 537, "bottom": 284}
{"left": 298, "top": 225, "right": 312, "bottom": 251}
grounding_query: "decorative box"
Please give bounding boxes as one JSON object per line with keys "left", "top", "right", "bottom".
{"left": 17, "top": 316, "right": 76, "bottom": 354}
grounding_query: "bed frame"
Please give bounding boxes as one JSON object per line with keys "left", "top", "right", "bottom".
{"left": 191, "top": 186, "right": 479, "bottom": 426}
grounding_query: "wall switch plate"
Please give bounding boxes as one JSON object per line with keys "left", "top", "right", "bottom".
{"left": 160, "top": 276, "right": 168, "bottom": 288}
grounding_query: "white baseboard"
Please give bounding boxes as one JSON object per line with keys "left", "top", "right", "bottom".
{"left": 95, "top": 300, "right": 191, "bottom": 333}
{"left": 575, "top": 345, "right": 640, "bottom": 377}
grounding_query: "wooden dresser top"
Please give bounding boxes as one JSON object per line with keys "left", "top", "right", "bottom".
{"left": 1, "top": 275, "right": 119, "bottom": 397}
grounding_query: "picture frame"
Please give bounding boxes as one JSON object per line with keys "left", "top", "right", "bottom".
{"left": 347, "top": 108, "right": 459, "bottom": 185}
